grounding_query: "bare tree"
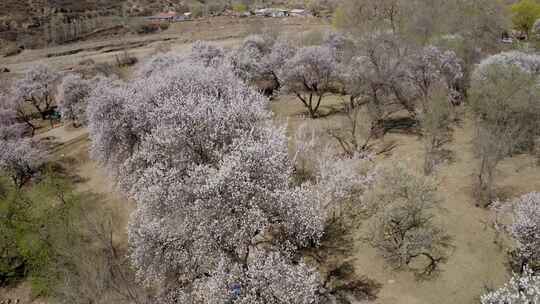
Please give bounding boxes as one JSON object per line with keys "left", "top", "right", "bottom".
{"left": 135, "top": 52, "right": 184, "bottom": 79}
{"left": 229, "top": 35, "right": 295, "bottom": 95}
{"left": 470, "top": 52, "right": 540, "bottom": 206}
{"left": 190, "top": 41, "right": 225, "bottom": 67}
{"left": 322, "top": 31, "right": 356, "bottom": 64}
{"left": 327, "top": 102, "right": 374, "bottom": 157}
{"left": 54, "top": 203, "right": 150, "bottom": 304}
{"left": 334, "top": 0, "right": 405, "bottom": 35}
{"left": 344, "top": 34, "right": 414, "bottom": 134}
{"left": 365, "top": 164, "right": 452, "bottom": 278}
{"left": 405, "top": 45, "right": 463, "bottom": 113}
{"left": 419, "top": 84, "right": 454, "bottom": 175}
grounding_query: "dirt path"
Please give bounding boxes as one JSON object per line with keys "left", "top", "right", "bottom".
{"left": 37, "top": 125, "right": 134, "bottom": 234}
{"left": 0, "top": 16, "right": 328, "bottom": 74}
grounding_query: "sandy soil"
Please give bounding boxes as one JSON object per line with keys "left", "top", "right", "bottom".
{"left": 272, "top": 95, "right": 540, "bottom": 304}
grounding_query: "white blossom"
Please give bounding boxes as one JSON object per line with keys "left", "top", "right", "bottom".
{"left": 190, "top": 41, "right": 225, "bottom": 67}
{"left": 474, "top": 51, "right": 540, "bottom": 80}
{"left": 481, "top": 266, "right": 540, "bottom": 304}
{"left": 406, "top": 45, "right": 463, "bottom": 104}
{"left": 13, "top": 64, "right": 60, "bottom": 119}
{"left": 135, "top": 51, "right": 185, "bottom": 78}
{"left": 0, "top": 93, "right": 28, "bottom": 140}
{"left": 510, "top": 192, "right": 540, "bottom": 263}
{"left": 57, "top": 74, "right": 94, "bottom": 125}
{"left": 88, "top": 59, "right": 328, "bottom": 302}
{"left": 0, "top": 139, "right": 45, "bottom": 188}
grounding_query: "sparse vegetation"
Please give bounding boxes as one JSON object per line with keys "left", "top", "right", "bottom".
{"left": 365, "top": 164, "right": 452, "bottom": 278}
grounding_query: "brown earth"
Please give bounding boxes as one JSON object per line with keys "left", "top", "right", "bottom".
{"left": 272, "top": 95, "right": 540, "bottom": 304}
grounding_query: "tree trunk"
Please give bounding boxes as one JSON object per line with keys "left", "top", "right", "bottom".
{"left": 476, "top": 157, "right": 494, "bottom": 207}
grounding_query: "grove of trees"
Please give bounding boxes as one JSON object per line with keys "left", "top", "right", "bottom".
{"left": 1, "top": 0, "right": 540, "bottom": 302}
{"left": 83, "top": 44, "right": 376, "bottom": 302}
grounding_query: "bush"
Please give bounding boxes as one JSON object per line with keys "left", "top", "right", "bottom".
{"left": 1, "top": 42, "right": 22, "bottom": 58}
{"left": 511, "top": 0, "right": 540, "bottom": 36}
{"left": 128, "top": 20, "right": 160, "bottom": 34}
{"left": 0, "top": 167, "right": 147, "bottom": 301}
{"left": 92, "top": 62, "right": 122, "bottom": 77}
{"left": 78, "top": 58, "right": 95, "bottom": 66}
{"left": 232, "top": 3, "right": 248, "bottom": 13}
{"left": 115, "top": 50, "right": 138, "bottom": 67}
{"left": 0, "top": 173, "right": 77, "bottom": 293}
{"left": 158, "top": 22, "right": 170, "bottom": 31}
{"left": 190, "top": 3, "right": 204, "bottom": 18}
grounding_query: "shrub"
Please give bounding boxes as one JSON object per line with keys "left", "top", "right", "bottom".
{"left": 511, "top": 0, "right": 540, "bottom": 36}
{"left": 206, "top": 2, "right": 227, "bottom": 15}
{"left": 78, "top": 58, "right": 95, "bottom": 66}
{"left": 129, "top": 21, "right": 160, "bottom": 34}
{"left": 232, "top": 3, "right": 248, "bottom": 13}
{"left": 115, "top": 51, "right": 138, "bottom": 67}
{"left": 190, "top": 3, "right": 204, "bottom": 18}
{"left": 158, "top": 22, "right": 170, "bottom": 31}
